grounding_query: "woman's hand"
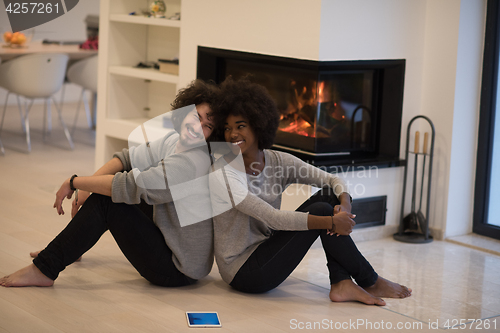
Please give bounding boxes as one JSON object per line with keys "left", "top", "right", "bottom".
{"left": 53, "top": 178, "right": 74, "bottom": 215}
{"left": 333, "top": 202, "right": 352, "bottom": 215}
{"left": 334, "top": 192, "right": 352, "bottom": 215}
{"left": 329, "top": 211, "right": 356, "bottom": 236}
{"left": 71, "top": 190, "right": 91, "bottom": 218}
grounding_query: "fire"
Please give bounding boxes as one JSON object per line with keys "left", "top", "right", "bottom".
{"left": 279, "top": 118, "right": 316, "bottom": 137}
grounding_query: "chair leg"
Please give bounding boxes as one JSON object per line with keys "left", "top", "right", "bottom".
{"left": 71, "top": 88, "right": 85, "bottom": 135}
{"left": 52, "top": 96, "right": 74, "bottom": 150}
{"left": 43, "top": 98, "right": 47, "bottom": 141}
{"left": 46, "top": 98, "right": 52, "bottom": 133}
{"left": 23, "top": 99, "right": 34, "bottom": 153}
{"left": 82, "top": 90, "right": 93, "bottom": 128}
{"left": 0, "top": 93, "right": 31, "bottom": 153}
{"left": 15, "top": 95, "right": 27, "bottom": 133}
{"left": 59, "top": 82, "right": 66, "bottom": 111}
{"left": 0, "top": 92, "right": 11, "bottom": 137}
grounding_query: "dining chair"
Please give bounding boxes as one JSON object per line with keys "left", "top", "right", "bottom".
{"left": 0, "top": 58, "right": 3, "bottom": 155}
{"left": 0, "top": 53, "right": 73, "bottom": 152}
{"left": 66, "top": 55, "right": 98, "bottom": 132}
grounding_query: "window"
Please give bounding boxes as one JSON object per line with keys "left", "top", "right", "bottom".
{"left": 474, "top": 0, "right": 500, "bottom": 239}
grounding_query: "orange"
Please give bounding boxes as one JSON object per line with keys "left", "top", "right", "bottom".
{"left": 3, "top": 32, "right": 12, "bottom": 43}
{"left": 16, "top": 34, "right": 26, "bottom": 44}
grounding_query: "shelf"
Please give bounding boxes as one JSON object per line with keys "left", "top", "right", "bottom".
{"left": 103, "top": 117, "right": 175, "bottom": 143}
{"left": 109, "top": 14, "right": 181, "bottom": 28}
{"left": 109, "top": 66, "right": 179, "bottom": 84}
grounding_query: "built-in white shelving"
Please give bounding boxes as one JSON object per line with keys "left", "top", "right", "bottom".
{"left": 109, "top": 14, "right": 181, "bottom": 28}
{"left": 95, "top": 0, "right": 181, "bottom": 167}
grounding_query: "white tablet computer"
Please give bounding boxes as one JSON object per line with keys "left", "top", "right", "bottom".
{"left": 186, "top": 312, "right": 222, "bottom": 328}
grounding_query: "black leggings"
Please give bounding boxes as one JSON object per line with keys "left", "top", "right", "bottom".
{"left": 33, "top": 194, "right": 196, "bottom": 287}
{"left": 229, "top": 188, "right": 378, "bottom": 293}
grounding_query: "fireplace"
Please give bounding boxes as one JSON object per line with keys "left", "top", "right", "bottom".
{"left": 197, "top": 47, "right": 405, "bottom": 167}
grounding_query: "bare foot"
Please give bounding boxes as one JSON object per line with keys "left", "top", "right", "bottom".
{"left": 363, "top": 276, "right": 412, "bottom": 298}
{"left": 0, "top": 264, "right": 54, "bottom": 287}
{"left": 330, "top": 279, "right": 386, "bottom": 306}
{"left": 30, "top": 250, "right": 81, "bottom": 262}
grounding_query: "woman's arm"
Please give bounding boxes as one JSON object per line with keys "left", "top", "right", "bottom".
{"left": 334, "top": 192, "right": 352, "bottom": 214}
{"left": 307, "top": 212, "right": 356, "bottom": 236}
{"left": 282, "top": 152, "right": 351, "bottom": 205}
{"left": 210, "top": 166, "right": 356, "bottom": 235}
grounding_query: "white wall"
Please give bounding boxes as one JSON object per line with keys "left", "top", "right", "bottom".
{"left": 445, "top": 0, "right": 485, "bottom": 237}
{"left": 417, "top": 0, "right": 485, "bottom": 238}
{"left": 0, "top": 0, "right": 100, "bottom": 104}
{"left": 179, "top": 0, "right": 322, "bottom": 88}
{"left": 318, "top": 0, "right": 427, "bottom": 235}
{"left": 180, "top": 0, "right": 485, "bottom": 239}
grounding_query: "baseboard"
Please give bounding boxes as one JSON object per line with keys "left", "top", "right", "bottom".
{"left": 351, "top": 225, "right": 399, "bottom": 242}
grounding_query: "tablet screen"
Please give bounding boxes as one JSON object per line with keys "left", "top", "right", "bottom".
{"left": 186, "top": 312, "right": 221, "bottom": 327}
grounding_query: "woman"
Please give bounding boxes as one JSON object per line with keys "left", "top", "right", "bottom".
{"left": 1, "top": 80, "right": 220, "bottom": 288}
{"left": 209, "top": 78, "right": 411, "bottom": 305}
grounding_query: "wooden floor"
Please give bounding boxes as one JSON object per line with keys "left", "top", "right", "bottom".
{"left": 1, "top": 102, "right": 499, "bottom": 332}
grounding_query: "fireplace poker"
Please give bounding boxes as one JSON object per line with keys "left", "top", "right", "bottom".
{"left": 403, "top": 131, "right": 419, "bottom": 231}
{"left": 417, "top": 132, "right": 429, "bottom": 233}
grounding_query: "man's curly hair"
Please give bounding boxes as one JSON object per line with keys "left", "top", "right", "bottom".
{"left": 215, "top": 77, "right": 280, "bottom": 150}
{"left": 170, "top": 79, "right": 221, "bottom": 135}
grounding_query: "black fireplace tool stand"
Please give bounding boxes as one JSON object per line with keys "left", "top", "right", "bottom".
{"left": 394, "top": 115, "right": 435, "bottom": 243}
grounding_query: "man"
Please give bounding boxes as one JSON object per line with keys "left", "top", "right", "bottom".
{"left": 1, "top": 80, "right": 221, "bottom": 288}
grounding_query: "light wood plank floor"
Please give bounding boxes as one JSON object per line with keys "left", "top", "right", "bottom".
{"left": 1, "top": 102, "right": 499, "bottom": 332}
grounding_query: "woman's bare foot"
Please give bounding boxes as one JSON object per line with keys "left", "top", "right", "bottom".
{"left": 30, "top": 250, "right": 81, "bottom": 262}
{"left": 363, "top": 276, "right": 412, "bottom": 298}
{"left": 330, "top": 279, "right": 386, "bottom": 306}
{"left": 0, "top": 264, "right": 54, "bottom": 287}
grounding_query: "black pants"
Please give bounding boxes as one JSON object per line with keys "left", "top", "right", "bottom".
{"left": 33, "top": 194, "right": 196, "bottom": 287}
{"left": 229, "top": 188, "right": 378, "bottom": 293}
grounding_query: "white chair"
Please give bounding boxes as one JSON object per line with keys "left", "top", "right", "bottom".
{"left": 66, "top": 55, "right": 98, "bottom": 132}
{"left": 0, "top": 57, "right": 3, "bottom": 155}
{"left": 0, "top": 53, "right": 73, "bottom": 152}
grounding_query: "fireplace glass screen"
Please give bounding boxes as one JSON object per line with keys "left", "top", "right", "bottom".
{"left": 225, "top": 60, "right": 376, "bottom": 154}
{"left": 197, "top": 47, "right": 405, "bottom": 165}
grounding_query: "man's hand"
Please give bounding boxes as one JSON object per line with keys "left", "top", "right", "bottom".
{"left": 53, "top": 178, "right": 74, "bottom": 215}
{"left": 71, "top": 190, "right": 91, "bottom": 218}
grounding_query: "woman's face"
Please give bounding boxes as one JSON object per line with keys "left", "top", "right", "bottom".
{"left": 224, "top": 114, "right": 258, "bottom": 155}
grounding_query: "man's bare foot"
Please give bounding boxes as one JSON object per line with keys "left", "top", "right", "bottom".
{"left": 330, "top": 279, "right": 386, "bottom": 306}
{"left": 30, "top": 250, "right": 81, "bottom": 262}
{"left": 0, "top": 264, "right": 54, "bottom": 287}
{"left": 29, "top": 250, "right": 41, "bottom": 258}
{"left": 363, "top": 276, "right": 412, "bottom": 298}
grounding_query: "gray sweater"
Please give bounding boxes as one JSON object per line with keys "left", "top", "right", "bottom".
{"left": 209, "top": 149, "right": 348, "bottom": 283}
{"left": 111, "top": 131, "right": 214, "bottom": 280}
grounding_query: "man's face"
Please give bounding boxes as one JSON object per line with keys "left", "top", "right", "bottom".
{"left": 178, "top": 103, "right": 214, "bottom": 147}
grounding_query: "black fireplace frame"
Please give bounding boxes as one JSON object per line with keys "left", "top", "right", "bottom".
{"left": 197, "top": 46, "right": 406, "bottom": 169}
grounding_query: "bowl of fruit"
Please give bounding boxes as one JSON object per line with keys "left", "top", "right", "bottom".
{"left": 3, "top": 30, "right": 33, "bottom": 48}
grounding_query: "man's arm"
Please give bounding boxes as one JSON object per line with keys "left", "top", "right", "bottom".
{"left": 69, "top": 157, "right": 124, "bottom": 217}
{"left": 54, "top": 175, "right": 115, "bottom": 215}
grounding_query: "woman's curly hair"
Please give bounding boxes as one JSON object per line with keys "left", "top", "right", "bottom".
{"left": 170, "top": 79, "right": 221, "bottom": 134}
{"left": 215, "top": 76, "right": 280, "bottom": 149}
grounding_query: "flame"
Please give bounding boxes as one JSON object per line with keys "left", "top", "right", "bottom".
{"left": 318, "top": 81, "right": 325, "bottom": 103}
{"left": 279, "top": 118, "right": 316, "bottom": 137}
